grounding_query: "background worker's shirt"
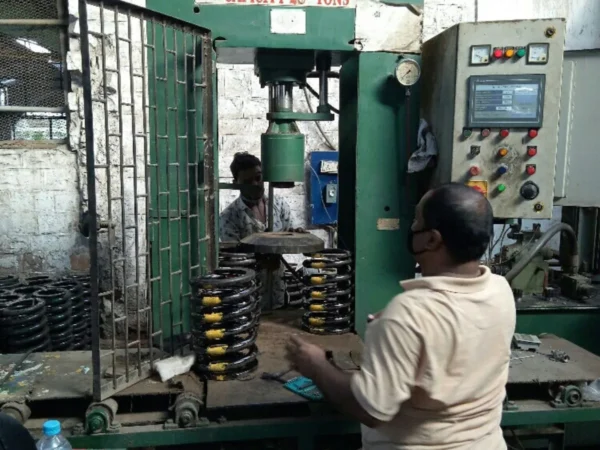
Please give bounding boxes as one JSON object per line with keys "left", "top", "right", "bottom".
{"left": 219, "top": 195, "right": 293, "bottom": 309}
{"left": 351, "top": 266, "right": 516, "bottom": 450}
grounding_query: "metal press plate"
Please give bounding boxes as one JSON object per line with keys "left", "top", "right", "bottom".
{"left": 240, "top": 232, "right": 324, "bottom": 255}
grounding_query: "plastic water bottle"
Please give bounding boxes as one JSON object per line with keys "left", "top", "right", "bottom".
{"left": 36, "top": 420, "right": 73, "bottom": 450}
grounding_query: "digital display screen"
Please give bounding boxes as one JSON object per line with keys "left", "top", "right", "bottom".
{"left": 467, "top": 75, "right": 545, "bottom": 128}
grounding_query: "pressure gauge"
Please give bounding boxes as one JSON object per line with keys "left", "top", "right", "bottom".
{"left": 527, "top": 43, "right": 549, "bottom": 64}
{"left": 470, "top": 45, "right": 491, "bottom": 65}
{"left": 395, "top": 59, "right": 421, "bottom": 87}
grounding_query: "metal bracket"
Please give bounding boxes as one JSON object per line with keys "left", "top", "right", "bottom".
{"left": 164, "top": 392, "right": 208, "bottom": 429}
{"left": 85, "top": 398, "right": 120, "bottom": 434}
{"left": 0, "top": 402, "right": 31, "bottom": 424}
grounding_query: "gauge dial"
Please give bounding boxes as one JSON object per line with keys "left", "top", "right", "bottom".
{"left": 395, "top": 59, "right": 421, "bottom": 87}
{"left": 527, "top": 43, "right": 549, "bottom": 64}
{"left": 470, "top": 45, "right": 491, "bottom": 65}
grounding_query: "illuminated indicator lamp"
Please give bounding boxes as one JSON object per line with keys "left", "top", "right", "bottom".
{"left": 481, "top": 128, "right": 491, "bottom": 138}
{"left": 528, "top": 129, "right": 539, "bottom": 139}
{"left": 497, "top": 165, "right": 508, "bottom": 175}
{"left": 497, "top": 148, "right": 509, "bottom": 158}
{"left": 493, "top": 48, "right": 503, "bottom": 59}
{"left": 516, "top": 48, "right": 526, "bottom": 58}
{"left": 526, "top": 164, "right": 536, "bottom": 175}
{"left": 497, "top": 184, "right": 507, "bottom": 193}
{"left": 500, "top": 129, "right": 510, "bottom": 138}
{"left": 462, "top": 128, "right": 472, "bottom": 138}
{"left": 527, "top": 146, "right": 537, "bottom": 157}
{"left": 469, "top": 166, "right": 480, "bottom": 177}
{"left": 505, "top": 48, "right": 515, "bottom": 58}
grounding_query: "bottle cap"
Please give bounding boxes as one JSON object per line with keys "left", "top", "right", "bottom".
{"left": 43, "top": 420, "right": 61, "bottom": 437}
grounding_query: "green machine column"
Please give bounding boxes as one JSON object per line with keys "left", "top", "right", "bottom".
{"left": 338, "top": 52, "right": 421, "bottom": 338}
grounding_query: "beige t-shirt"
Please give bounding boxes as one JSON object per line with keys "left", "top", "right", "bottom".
{"left": 351, "top": 266, "right": 516, "bottom": 450}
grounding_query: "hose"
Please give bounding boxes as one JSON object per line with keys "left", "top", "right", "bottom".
{"left": 505, "top": 223, "right": 579, "bottom": 283}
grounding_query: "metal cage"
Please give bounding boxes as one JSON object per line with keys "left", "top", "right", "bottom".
{"left": 79, "top": 0, "right": 215, "bottom": 400}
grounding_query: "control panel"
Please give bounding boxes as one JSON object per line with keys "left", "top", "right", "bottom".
{"left": 421, "top": 19, "right": 565, "bottom": 219}
{"left": 309, "top": 151, "right": 338, "bottom": 225}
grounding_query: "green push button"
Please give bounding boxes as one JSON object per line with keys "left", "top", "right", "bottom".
{"left": 516, "top": 48, "right": 526, "bottom": 58}
{"left": 462, "top": 128, "right": 472, "bottom": 138}
{"left": 497, "top": 184, "right": 507, "bottom": 193}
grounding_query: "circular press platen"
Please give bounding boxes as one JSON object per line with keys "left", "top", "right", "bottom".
{"left": 240, "top": 232, "right": 324, "bottom": 255}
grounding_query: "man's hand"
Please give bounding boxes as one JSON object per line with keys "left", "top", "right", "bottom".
{"left": 367, "top": 311, "right": 382, "bottom": 323}
{"left": 285, "top": 335, "right": 327, "bottom": 379}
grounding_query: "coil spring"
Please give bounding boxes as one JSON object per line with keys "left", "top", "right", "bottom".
{"left": 52, "top": 279, "right": 91, "bottom": 350}
{"left": 219, "top": 250, "right": 258, "bottom": 270}
{"left": 283, "top": 269, "right": 305, "bottom": 307}
{"left": 0, "top": 296, "right": 51, "bottom": 353}
{"left": 302, "top": 249, "right": 354, "bottom": 335}
{"left": 35, "top": 288, "right": 74, "bottom": 351}
{"left": 190, "top": 268, "right": 260, "bottom": 381}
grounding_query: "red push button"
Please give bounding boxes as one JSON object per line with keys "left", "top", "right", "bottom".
{"left": 500, "top": 129, "right": 510, "bottom": 138}
{"left": 526, "top": 164, "right": 536, "bottom": 175}
{"left": 481, "top": 128, "right": 491, "bottom": 138}
{"left": 493, "top": 48, "right": 503, "bottom": 59}
{"left": 469, "top": 166, "right": 480, "bottom": 176}
{"left": 472, "top": 186, "right": 484, "bottom": 194}
{"left": 528, "top": 129, "right": 538, "bottom": 139}
{"left": 527, "top": 146, "right": 537, "bottom": 157}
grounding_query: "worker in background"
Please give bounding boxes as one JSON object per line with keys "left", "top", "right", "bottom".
{"left": 286, "top": 183, "right": 516, "bottom": 450}
{"left": 220, "top": 152, "right": 298, "bottom": 309}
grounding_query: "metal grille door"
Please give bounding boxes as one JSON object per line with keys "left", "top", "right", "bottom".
{"left": 79, "top": 0, "right": 215, "bottom": 400}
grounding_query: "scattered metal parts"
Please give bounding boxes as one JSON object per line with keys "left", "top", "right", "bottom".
{"left": 85, "top": 398, "right": 120, "bottom": 434}
{"left": 513, "top": 333, "right": 541, "bottom": 352}
{"left": 548, "top": 350, "right": 570, "bottom": 363}
{"left": 503, "top": 396, "right": 519, "bottom": 411}
{"left": 550, "top": 385, "right": 583, "bottom": 409}
{"left": 0, "top": 402, "right": 31, "bottom": 424}
{"left": 170, "top": 393, "right": 206, "bottom": 429}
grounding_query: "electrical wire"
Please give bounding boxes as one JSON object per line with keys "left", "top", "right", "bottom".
{"left": 302, "top": 86, "right": 336, "bottom": 151}
{"left": 303, "top": 82, "right": 340, "bottom": 114}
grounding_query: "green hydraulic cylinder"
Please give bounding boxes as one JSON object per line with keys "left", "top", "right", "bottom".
{"left": 261, "top": 121, "right": 305, "bottom": 183}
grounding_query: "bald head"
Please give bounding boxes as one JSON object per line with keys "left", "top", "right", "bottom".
{"left": 420, "top": 183, "right": 494, "bottom": 264}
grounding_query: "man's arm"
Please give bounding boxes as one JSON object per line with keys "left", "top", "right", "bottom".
{"left": 279, "top": 197, "right": 293, "bottom": 230}
{"left": 219, "top": 209, "right": 241, "bottom": 242}
{"left": 286, "top": 317, "right": 422, "bottom": 428}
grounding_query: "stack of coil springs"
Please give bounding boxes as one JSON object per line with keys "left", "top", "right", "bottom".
{"left": 190, "top": 268, "right": 260, "bottom": 380}
{"left": 0, "top": 274, "right": 92, "bottom": 353}
{"left": 302, "top": 249, "right": 354, "bottom": 335}
{"left": 283, "top": 268, "right": 305, "bottom": 307}
{"left": 219, "top": 249, "right": 258, "bottom": 271}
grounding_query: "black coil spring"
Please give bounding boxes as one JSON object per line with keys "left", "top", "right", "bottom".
{"left": 219, "top": 250, "right": 258, "bottom": 270}
{"left": 35, "top": 288, "right": 73, "bottom": 351}
{"left": 190, "top": 268, "right": 260, "bottom": 381}
{"left": 283, "top": 268, "right": 305, "bottom": 307}
{"left": 301, "top": 249, "right": 354, "bottom": 335}
{"left": 0, "top": 296, "right": 51, "bottom": 353}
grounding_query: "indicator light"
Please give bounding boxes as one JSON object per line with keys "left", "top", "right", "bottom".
{"left": 497, "top": 148, "right": 509, "bottom": 157}
{"left": 463, "top": 128, "right": 472, "bottom": 138}
{"left": 493, "top": 48, "right": 503, "bottom": 59}
{"left": 497, "top": 184, "right": 507, "bottom": 193}
{"left": 516, "top": 48, "right": 526, "bottom": 58}
{"left": 497, "top": 165, "right": 508, "bottom": 175}
{"left": 528, "top": 129, "right": 538, "bottom": 139}
{"left": 505, "top": 48, "right": 515, "bottom": 58}
{"left": 527, "top": 146, "right": 537, "bottom": 157}
{"left": 500, "top": 129, "right": 510, "bottom": 138}
{"left": 526, "top": 164, "right": 536, "bottom": 175}
{"left": 481, "top": 128, "right": 491, "bottom": 138}
{"left": 469, "top": 166, "right": 480, "bottom": 176}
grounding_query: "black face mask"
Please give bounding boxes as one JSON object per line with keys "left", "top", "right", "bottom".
{"left": 406, "top": 228, "right": 431, "bottom": 256}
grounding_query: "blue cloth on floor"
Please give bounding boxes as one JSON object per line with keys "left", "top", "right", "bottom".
{"left": 284, "top": 376, "right": 323, "bottom": 401}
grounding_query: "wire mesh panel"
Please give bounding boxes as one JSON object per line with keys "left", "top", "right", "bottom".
{"left": 78, "top": 0, "right": 215, "bottom": 401}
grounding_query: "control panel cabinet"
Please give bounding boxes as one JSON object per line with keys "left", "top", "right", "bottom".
{"left": 421, "top": 19, "right": 565, "bottom": 219}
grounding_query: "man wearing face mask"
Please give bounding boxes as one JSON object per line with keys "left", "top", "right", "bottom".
{"left": 220, "top": 152, "right": 297, "bottom": 309}
{"left": 285, "top": 183, "right": 516, "bottom": 450}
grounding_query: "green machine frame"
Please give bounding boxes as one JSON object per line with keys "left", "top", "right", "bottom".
{"left": 70, "top": 0, "right": 600, "bottom": 448}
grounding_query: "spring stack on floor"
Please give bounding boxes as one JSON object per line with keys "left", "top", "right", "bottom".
{"left": 190, "top": 268, "right": 261, "bottom": 381}
{"left": 219, "top": 249, "right": 258, "bottom": 271}
{"left": 0, "top": 274, "right": 92, "bottom": 353}
{"left": 301, "top": 249, "right": 354, "bottom": 335}
{"left": 283, "top": 268, "right": 305, "bottom": 307}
